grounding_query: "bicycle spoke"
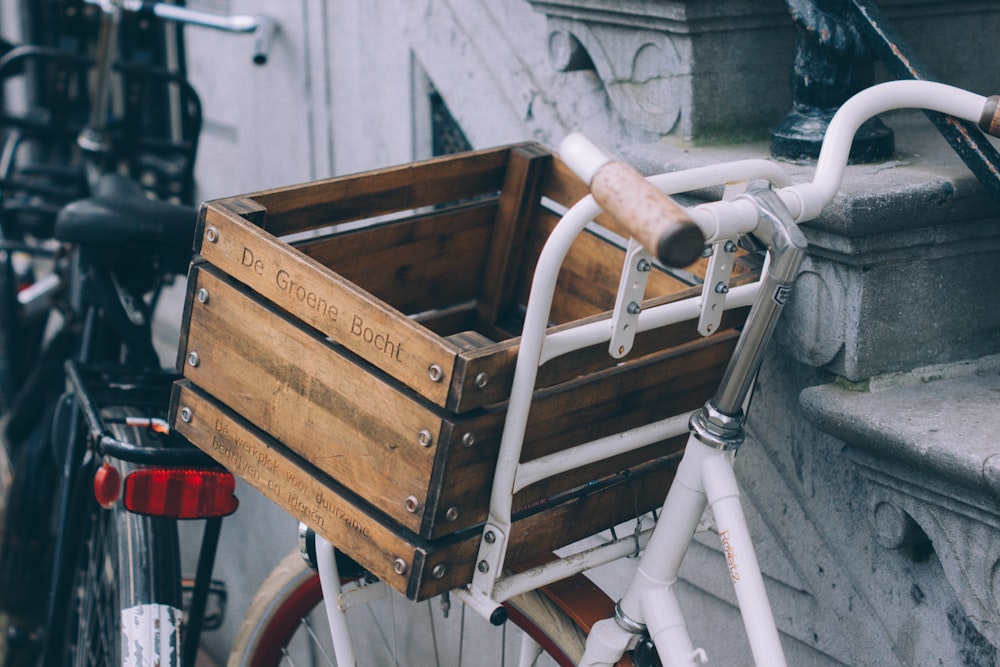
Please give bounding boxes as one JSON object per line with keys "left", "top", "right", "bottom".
{"left": 229, "top": 549, "right": 590, "bottom": 667}
{"left": 462, "top": 603, "right": 477, "bottom": 667}
{"left": 365, "top": 588, "right": 395, "bottom": 652}
{"left": 501, "top": 621, "right": 507, "bottom": 666}
{"left": 427, "top": 601, "right": 440, "bottom": 666}
{"left": 299, "top": 615, "right": 335, "bottom": 666}
{"left": 390, "top": 594, "right": 398, "bottom": 667}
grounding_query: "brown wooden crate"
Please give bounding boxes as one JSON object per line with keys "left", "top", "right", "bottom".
{"left": 174, "top": 143, "right": 759, "bottom": 593}
{"left": 475, "top": 144, "right": 553, "bottom": 329}
{"left": 181, "top": 264, "right": 442, "bottom": 535}
{"left": 171, "top": 380, "right": 426, "bottom": 596}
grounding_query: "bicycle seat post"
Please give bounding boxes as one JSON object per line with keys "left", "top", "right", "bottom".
{"left": 77, "top": 1, "right": 122, "bottom": 160}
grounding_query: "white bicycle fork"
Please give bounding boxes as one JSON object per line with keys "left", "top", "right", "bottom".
{"left": 582, "top": 436, "right": 784, "bottom": 667}
{"left": 315, "top": 537, "right": 359, "bottom": 667}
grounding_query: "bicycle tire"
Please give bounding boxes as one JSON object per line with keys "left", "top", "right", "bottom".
{"left": 62, "top": 407, "right": 184, "bottom": 667}
{"left": 229, "top": 550, "right": 594, "bottom": 667}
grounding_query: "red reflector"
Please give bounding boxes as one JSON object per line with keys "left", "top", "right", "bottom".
{"left": 123, "top": 468, "right": 239, "bottom": 519}
{"left": 93, "top": 463, "right": 122, "bottom": 509}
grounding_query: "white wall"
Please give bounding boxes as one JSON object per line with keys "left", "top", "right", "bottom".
{"left": 184, "top": 0, "right": 649, "bottom": 200}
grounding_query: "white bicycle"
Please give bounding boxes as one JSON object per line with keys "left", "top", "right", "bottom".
{"left": 227, "top": 79, "right": 1000, "bottom": 667}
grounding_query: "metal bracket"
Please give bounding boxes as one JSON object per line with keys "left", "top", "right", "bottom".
{"left": 697, "top": 181, "right": 747, "bottom": 337}
{"left": 609, "top": 238, "right": 653, "bottom": 359}
{"left": 338, "top": 579, "right": 388, "bottom": 611}
{"left": 697, "top": 240, "right": 738, "bottom": 336}
{"left": 470, "top": 523, "right": 508, "bottom": 597}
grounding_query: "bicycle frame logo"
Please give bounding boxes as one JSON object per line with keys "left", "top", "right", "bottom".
{"left": 719, "top": 529, "right": 740, "bottom": 582}
{"left": 773, "top": 285, "right": 792, "bottom": 306}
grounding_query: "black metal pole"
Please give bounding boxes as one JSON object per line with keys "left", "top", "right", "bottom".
{"left": 849, "top": 0, "right": 1000, "bottom": 204}
{"left": 183, "top": 516, "right": 224, "bottom": 667}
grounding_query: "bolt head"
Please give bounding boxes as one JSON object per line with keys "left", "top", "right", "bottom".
{"left": 393, "top": 558, "right": 408, "bottom": 575}
{"left": 179, "top": 407, "right": 193, "bottom": 423}
{"left": 205, "top": 226, "right": 218, "bottom": 243}
{"left": 477, "top": 560, "right": 490, "bottom": 574}
{"left": 474, "top": 372, "right": 489, "bottom": 389}
{"left": 431, "top": 564, "right": 447, "bottom": 579}
{"left": 196, "top": 288, "right": 210, "bottom": 304}
{"left": 484, "top": 530, "right": 496, "bottom": 544}
{"left": 428, "top": 364, "right": 444, "bottom": 382}
{"left": 187, "top": 351, "right": 200, "bottom": 367}
{"left": 405, "top": 495, "right": 419, "bottom": 513}
{"left": 445, "top": 506, "right": 459, "bottom": 522}
{"left": 461, "top": 432, "right": 476, "bottom": 448}
{"left": 417, "top": 429, "right": 433, "bottom": 447}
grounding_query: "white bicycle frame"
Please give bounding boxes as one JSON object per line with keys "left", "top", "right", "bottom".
{"left": 314, "top": 80, "right": 998, "bottom": 667}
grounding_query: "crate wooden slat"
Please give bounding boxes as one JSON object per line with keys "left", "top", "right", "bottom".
{"left": 246, "top": 144, "right": 516, "bottom": 236}
{"left": 170, "top": 380, "right": 683, "bottom": 601}
{"left": 173, "top": 143, "right": 757, "bottom": 599}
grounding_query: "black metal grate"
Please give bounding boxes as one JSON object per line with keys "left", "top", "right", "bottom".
{"left": 430, "top": 87, "right": 472, "bottom": 156}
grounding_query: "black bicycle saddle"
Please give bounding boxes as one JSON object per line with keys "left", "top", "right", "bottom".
{"left": 54, "top": 173, "right": 197, "bottom": 259}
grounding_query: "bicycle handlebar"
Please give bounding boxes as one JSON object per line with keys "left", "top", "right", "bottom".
{"left": 980, "top": 95, "right": 1000, "bottom": 137}
{"left": 85, "top": 0, "right": 276, "bottom": 65}
{"left": 570, "top": 81, "right": 1000, "bottom": 250}
{"left": 143, "top": 2, "right": 277, "bottom": 65}
{"left": 561, "top": 133, "right": 707, "bottom": 268}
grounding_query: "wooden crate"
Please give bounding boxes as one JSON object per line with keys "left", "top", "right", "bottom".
{"left": 169, "top": 143, "right": 753, "bottom": 600}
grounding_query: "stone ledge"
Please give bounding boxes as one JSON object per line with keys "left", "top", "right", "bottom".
{"left": 800, "top": 354, "right": 1000, "bottom": 499}
{"left": 800, "top": 355, "right": 1000, "bottom": 647}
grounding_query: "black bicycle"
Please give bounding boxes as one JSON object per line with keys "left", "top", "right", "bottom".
{"left": 0, "top": 2, "right": 274, "bottom": 665}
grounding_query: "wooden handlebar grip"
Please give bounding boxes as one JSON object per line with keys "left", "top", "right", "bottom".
{"left": 980, "top": 95, "right": 1000, "bottom": 137}
{"left": 590, "top": 160, "right": 705, "bottom": 268}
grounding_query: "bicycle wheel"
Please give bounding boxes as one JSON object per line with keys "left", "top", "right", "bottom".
{"left": 229, "top": 550, "right": 593, "bottom": 667}
{"left": 62, "top": 409, "right": 183, "bottom": 667}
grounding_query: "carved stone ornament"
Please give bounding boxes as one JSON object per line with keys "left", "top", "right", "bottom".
{"left": 527, "top": 0, "right": 795, "bottom": 140}
{"left": 854, "top": 455, "right": 1000, "bottom": 646}
{"left": 545, "top": 18, "right": 685, "bottom": 135}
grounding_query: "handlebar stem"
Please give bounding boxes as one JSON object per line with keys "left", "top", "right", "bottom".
{"left": 707, "top": 189, "right": 806, "bottom": 418}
